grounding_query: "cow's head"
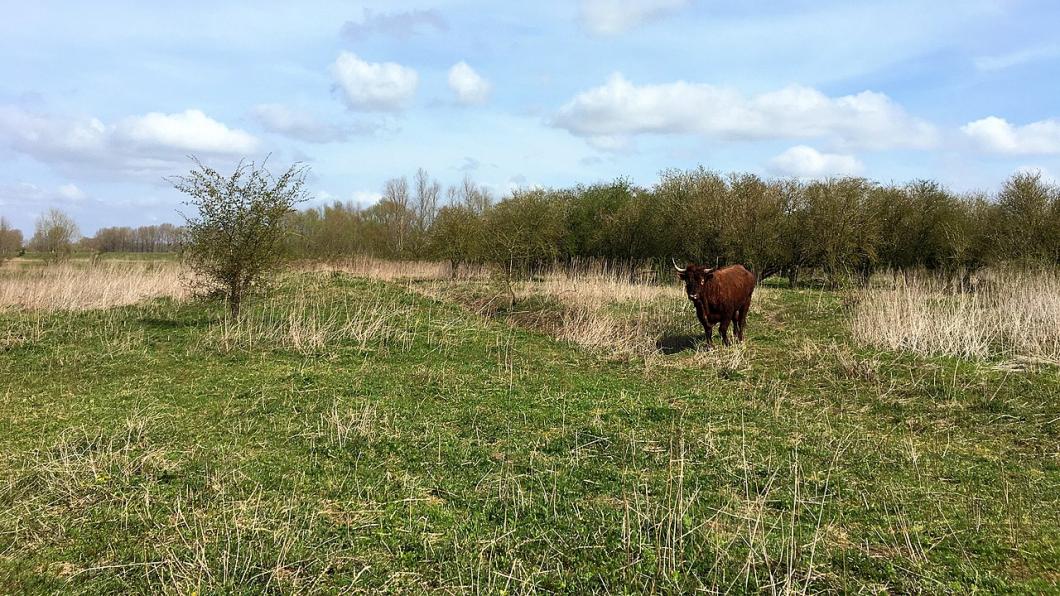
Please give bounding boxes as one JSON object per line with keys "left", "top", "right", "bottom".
{"left": 674, "top": 260, "right": 714, "bottom": 300}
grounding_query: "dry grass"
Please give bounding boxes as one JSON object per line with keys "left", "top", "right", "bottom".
{"left": 204, "top": 278, "right": 418, "bottom": 355}
{"left": 310, "top": 258, "right": 704, "bottom": 359}
{"left": 0, "top": 260, "right": 187, "bottom": 311}
{"left": 0, "top": 413, "right": 338, "bottom": 593}
{"left": 850, "top": 268, "right": 1060, "bottom": 363}
{"left": 490, "top": 264, "right": 744, "bottom": 359}
{"left": 300, "top": 256, "right": 488, "bottom": 281}
{"left": 522, "top": 261, "right": 677, "bottom": 307}
{"left": 403, "top": 261, "right": 764, "bottom": 360}
{"left": 0, "top": 410, "right": 176, "bottom": 552}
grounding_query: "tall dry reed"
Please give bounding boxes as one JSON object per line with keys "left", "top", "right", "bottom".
{"left": 299, "top": 256, "right": 489, "bottom": 281}
{"left": 205, "top": 289, "right": 417, "bottom": 354}
{"left": 0, "top": 261, "right": 188, "bottom": 311}
{"left": 850, "top": 268, "right": 1060, "bottom": 362}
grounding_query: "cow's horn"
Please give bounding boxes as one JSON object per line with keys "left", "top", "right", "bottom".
{"left": 672, "top": 258, "right": 686, "bottom": 272}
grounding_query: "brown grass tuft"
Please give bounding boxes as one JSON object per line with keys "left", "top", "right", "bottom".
{"left": 205, "top": 286, "right": 417, "bottom": 355}
{"left": 0, "top": 261, "right": 187, "bottom": 311}
{"left": 850, "top": 268, "right": 1060, "bottom": 362}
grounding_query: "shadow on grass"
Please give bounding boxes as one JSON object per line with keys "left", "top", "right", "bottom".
{"left": 655, "top": 334, "right": 702, "bottom": 355}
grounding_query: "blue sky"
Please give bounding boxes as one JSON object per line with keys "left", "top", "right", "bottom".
{"left": 2, "top": 0, "right": 1059, "bottom": 235}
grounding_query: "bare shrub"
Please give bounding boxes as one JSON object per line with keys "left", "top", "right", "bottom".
{"left": 171, "top": 158, "right": 309, "bottom": 317}
{"left": 850, "top": 268, "right": 1060, "bottom": 362}
{"left": 0, "top": 261, "right": 187, "bottom": 311}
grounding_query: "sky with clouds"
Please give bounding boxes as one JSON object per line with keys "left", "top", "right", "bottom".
{"left": 1, "top": 0, "right": 1059, "bottom": 234}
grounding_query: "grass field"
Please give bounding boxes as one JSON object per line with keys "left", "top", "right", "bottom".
{"left": 1, "top": 260, "right": 1058, "bottom": 593}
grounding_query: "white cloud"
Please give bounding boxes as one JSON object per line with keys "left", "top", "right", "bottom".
{"left": 961, "top": 116, "right": 1060, "bottom": 155}
{"left": 553, "top": 74, "right": 938, "bottom": 151}
{"left": 312, "top": 189, "right": 382, "bottom": 207}
{"left": 974, "top": 44, "right": 1060, "bottom": 71}
{"left": 57, "top": 183, "right": 86, "bottom": 201}
{"left": 768, "top": 145, "right": 864, "bottom": 178}
{"left": 447, "top": 62, "right": 491, "bottom": 106}
{"left": 351, "top": 190, "right": 382, "bottom": 205}
{"left": 112, "top": 110, "right": 259, "bottom": 154}
{"left": 0, "top": 105, "right": 259, "bottom": 175}
{"left": 580, "top": 0, "right": 689, "bottom": 35}
{"left": 331, "top": 52, "right": 418, "bottom": 112}
{"left": 251, "top": 103, "right": 360, "bottom": 143}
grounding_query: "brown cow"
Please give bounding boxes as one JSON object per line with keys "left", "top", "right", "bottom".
{"left": 674, "top": 260, "right": 756, "bottom": 347}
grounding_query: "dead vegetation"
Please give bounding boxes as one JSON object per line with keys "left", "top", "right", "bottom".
{"left": 0, "top": 260, "right": 187, "bottom": 311}
{"left": 851, "top": 268, "right": 1060, "bottom": 363}
{"left": 299, "top": 256, "right": 488, "bottom": 281}
{"left": 205, "top": 290, "right": 418, "bottom": 355}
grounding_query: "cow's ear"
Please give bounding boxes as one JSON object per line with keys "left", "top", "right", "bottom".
{"left": 702, "top": 269, "right": 715, "bottom": 281}
{"left": 677, "top": 270, "right": 688, "bottom": 280}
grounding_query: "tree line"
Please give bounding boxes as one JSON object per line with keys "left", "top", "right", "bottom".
{"left": 5, "top": 167, "right": 1059, "bottom": 286}
{"left": 0, "top": 212, "right": 181, "bottom": 261}
{"left": 287, "top": 168, "right": 1060, "bottom": 285}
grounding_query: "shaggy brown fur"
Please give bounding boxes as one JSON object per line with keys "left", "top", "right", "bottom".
{"left": 677, "top": 263, "right": 756, "bottom": 347}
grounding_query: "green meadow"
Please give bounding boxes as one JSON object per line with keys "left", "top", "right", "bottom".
{"left": 1, "top": 266, "right": 1058, "bottom": 593}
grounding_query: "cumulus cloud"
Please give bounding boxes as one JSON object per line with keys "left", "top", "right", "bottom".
{"left": 0, "top": 105, "right": 259, "bottom": 175}
{"left": 447, "top": 62, "right": 491, "bottom": 105}
{"left": 331, "top": 52, "right": 418, "bottom": 112}
{"left": 340, "top": 8, "right": 447, "bottom": 40}
{"left": 768, "top": 145, "right": 864, "bottom": 178}
{"left": 251, "top": 103, "right": 368, "bottom": 143}
{"left": 580, "top": 0, "right": 689, "bottom": 35}
{"left": 552, "top": 73, "right": 938, "bottom": 151}
{"left": 112, "top": 110, "right": 258, "bottom": 154}
{"left": 961, "top": 116, "right": 1060, "bottom": 155}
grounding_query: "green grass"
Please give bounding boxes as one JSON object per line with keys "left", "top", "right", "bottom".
{"left": 1, "top": 273, "right": 1058, "bottom": 593}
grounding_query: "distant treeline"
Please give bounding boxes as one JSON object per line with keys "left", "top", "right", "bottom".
{"left": 79, "top": 223, "right": 182, "bottom": 253}
{"left": 15, "top": 167, "right": 1059, "bottom": 285}
{"left": 1, "top": 220, "right": 182, "bottom": 257}
{"left": 285, "top": 168, "right": 1060, "bottom": 285}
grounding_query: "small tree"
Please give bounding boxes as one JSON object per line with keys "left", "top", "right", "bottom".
{"left": 431, "top": 204, "right": 486, "bottom": 276}
{"left": 29, "top": 209, "right": 79, "bottom": 260}
{"left": 170, "top": 158, "right": 309, "bottom": 317}
{"left": 0, "top": 216, "right": 24, "bottom": 262}
{"left": 483, "top": 190, "right": 566, "bottom": 306}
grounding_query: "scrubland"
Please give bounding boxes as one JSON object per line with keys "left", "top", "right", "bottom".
{"left": 1, "top": 256, "right": 1058, "bottom": 593}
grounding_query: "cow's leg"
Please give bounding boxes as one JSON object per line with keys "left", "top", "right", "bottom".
{"left": 719, "top": 319, "right": 731, "bottom": 346}
{"left": 739, "top": 301, "right": 750, "bottom": 341}
{"left": 694, "top": 303, "right": 713, "bottom": 347}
